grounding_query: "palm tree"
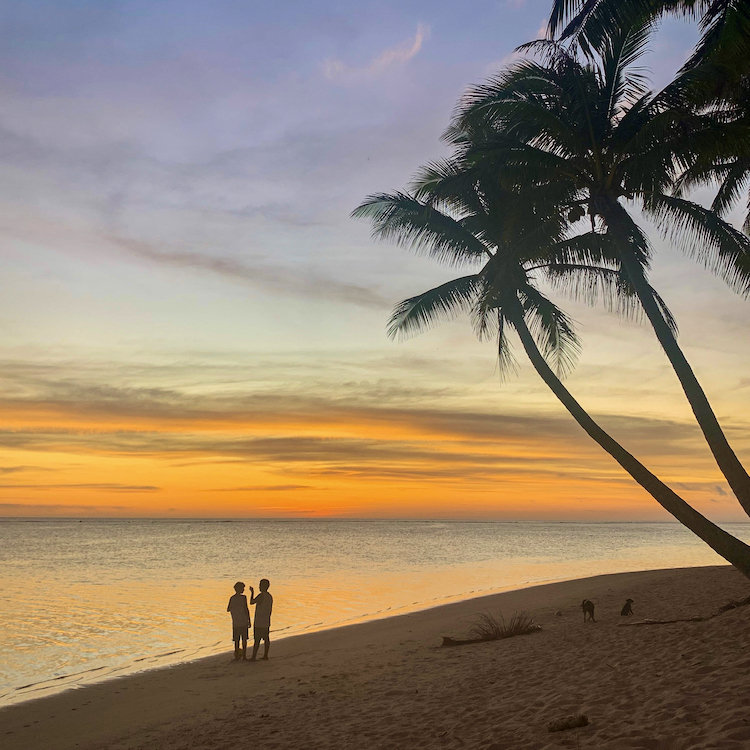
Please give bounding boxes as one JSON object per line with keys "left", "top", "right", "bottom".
{"left": 352, "top": 167, "right": 750, "bottom": 576}
{"left": 452, "top": 24, "right": 750, "bottom": 518}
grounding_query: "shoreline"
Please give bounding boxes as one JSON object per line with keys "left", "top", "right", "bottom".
{"left": 3, "top": 564, "right": 750, "bottom": 750}
{"left": 0, "top": 569, "right": 587, "bottom": 708}
{"left": 3, "top": 563, "right": 635, "bottom": 709}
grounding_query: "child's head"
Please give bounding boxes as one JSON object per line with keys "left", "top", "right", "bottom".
{"left": 259, "top": 578, "right": 270, "bottom": 592}
{"left": 234, "top": 581, "right": 245, "bottom": 593}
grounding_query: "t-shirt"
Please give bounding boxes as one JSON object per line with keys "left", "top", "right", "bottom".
{"left": 253, "top": 592, "right": 273, "bottom": 629}
{"left": 227, "top": 593, "right": 250, "bottom": 627}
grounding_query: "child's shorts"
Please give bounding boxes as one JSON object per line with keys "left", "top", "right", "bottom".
{"left": 254, "top": 626, "right": 270, "bottom": 640}
{"left": 233, "top": 625, "right": 249, "bottom": 640}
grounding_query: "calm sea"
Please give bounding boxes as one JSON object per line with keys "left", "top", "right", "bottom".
{"left": 2, "top": 518, "right": 749, "bottom": 705}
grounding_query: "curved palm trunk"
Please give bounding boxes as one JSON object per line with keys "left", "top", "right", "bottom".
{"left": 601, "top": 199, "right": 750, "bottom": 518}
{"left": 508, "top": 303, "right": 750, "bottom": 578}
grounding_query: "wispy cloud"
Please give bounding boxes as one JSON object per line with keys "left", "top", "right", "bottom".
{"left": 0, "top": 465, "right": 51, "bottom": 475}
{"left": 106, "top": 235, "right": 388, "bottom": 309}
{"left": 324, "top": 24, "right": 429, "bottom": 82}
{"left": 0, "top": 483, "right": 160, "bottom": 492}
{"left": 214, "top": 484, "right": 312, "bottom": 492}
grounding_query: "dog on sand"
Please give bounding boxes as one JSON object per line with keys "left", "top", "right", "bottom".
{"left": 621, "top": 598, "right": 634, "bottom": 616}
{"left": 581, "top": 599, "right": 596, "bottom": 622}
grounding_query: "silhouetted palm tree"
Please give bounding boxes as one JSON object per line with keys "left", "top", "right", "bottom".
{"left": 353, "top": 166, "right": 750, "bottom": 576}
{"left": 453, "top": 24, "right": 750, "bottom": 517}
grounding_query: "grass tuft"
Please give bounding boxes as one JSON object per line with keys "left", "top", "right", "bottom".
{"left": 468, "top": 610, "right": 541, "bottom": 641}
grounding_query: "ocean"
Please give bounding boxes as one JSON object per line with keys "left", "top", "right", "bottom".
{"left": 2, "top": 518, "right": 749, "bottom": 705}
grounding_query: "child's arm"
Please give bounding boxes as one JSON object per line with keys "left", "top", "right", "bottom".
{"left": 227, "top": 597, "right": 232, "bottom": 613}
{"left": 250, "top": 591, "right": 262, "bottom": 605}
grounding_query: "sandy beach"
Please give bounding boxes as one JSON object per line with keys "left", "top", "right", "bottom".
{"left": 3, "top": 565, "right": 750, "bottom": 750}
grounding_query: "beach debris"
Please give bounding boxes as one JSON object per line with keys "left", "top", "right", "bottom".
{"left": 441, "top": 611, "right": 541, "bottom": 647}
{"left": 718, "top": 594, "right": 750, "bottom": 613}
{"left": 555, "top": 610, "right": 563, "bottom": 616}
{"left": 618, "top": 595, "right": 750, "bottom": 627}
{"left": 619, "top": 616, "right": 706, "bottom": 626}
{"left": 548, "top": 714, "right": 589, "bottom": 732}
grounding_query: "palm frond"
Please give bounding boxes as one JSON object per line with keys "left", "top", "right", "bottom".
{"left": 541, "top": 261, "right": 678, "bottom": 334}
{"left": 642, "top": 192, "right": 750, "bottom": 296}
{"left": 541, "top": 263, "right": 643, "bottom": 322}
{"left": 544, "top": 231, "right": 621, "bottom": 266}
{"left": 387, "top": 276, "right": 481, "bottom": 341}
{"left": 352, "top": 193, "right": 490, "bottom": 267}
{"left": 455, "top": 59, "right": 589, "bottom": 160}
{"left": 684, "top": 0, "right": 750, "bottom": 74}
{"left": 518, "top": 284, "right": 582, "bottom": 378}
{"left": 495, "top": 314, "right": 519, "bottom": 379}
{"left": 711, "top": 159, "right": 750, "bottom": 217}
{"left": 599, "top": 18, "right": 652, "bottom": 123}
{"left": 410, "top": 159, "right": 486, "bottom": 216}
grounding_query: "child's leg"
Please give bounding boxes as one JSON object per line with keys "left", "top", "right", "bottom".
{"left": 262, "top": 634, "right": 270, "bottom": 660}
{"left": 233, "top": 634, "right": 241, "bottom": 660}
{"left": 250, "top": 635, "right": 260, "bottom": 661}
{"left": 241, "top": 633, "right": 248, "bottom": 659}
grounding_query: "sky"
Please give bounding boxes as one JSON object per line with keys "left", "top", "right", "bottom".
{"left": 0, "top": 0, "right": 748, "bottom": 520}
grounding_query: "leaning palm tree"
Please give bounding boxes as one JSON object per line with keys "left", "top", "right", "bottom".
{"left": 453, "top": 24, "right": 750, "bottom": 518}
{"left": 353, "top": 168, "right": 750, "bottom": 576}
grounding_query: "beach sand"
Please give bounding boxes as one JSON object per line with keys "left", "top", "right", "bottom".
{"left": 3, "top": 565, "right": 749, "bottom": 750}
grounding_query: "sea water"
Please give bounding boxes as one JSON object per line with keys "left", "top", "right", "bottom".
{"left": 2, "top": 518, "right": 749, "bottom": 705}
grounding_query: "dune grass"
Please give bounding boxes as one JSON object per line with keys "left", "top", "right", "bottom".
{"left": 468, "top": 611, "right": 540, "bottom": 641}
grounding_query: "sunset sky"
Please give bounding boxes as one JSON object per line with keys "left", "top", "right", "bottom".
{"left": 0, "top": 0, "right": 748, "bottom": 520}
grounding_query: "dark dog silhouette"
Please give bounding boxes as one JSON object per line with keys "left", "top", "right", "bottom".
{"left": 581, "top": 599, "right": 596, "bottom": 622}
{"left": 621, "top": 598, "right": 634, "bottom": 616}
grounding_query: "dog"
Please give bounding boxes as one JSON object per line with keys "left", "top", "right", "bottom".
{"left": 581, "top": 599, "right": 596, "bottom": 622}
{"left": 621, "top": 598, "right": 634, "bottom": 616}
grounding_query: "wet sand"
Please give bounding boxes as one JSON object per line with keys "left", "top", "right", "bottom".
{"left": 3, "top": 565, "right": 749, "bottom": 750}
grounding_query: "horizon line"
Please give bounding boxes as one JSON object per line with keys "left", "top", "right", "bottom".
{"left": 2, "top": 516, "right": 749, "bottom": 524}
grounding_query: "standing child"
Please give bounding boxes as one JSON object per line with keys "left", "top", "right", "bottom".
{"left": 227, "top": 581, "right": 251, "bottom": 661}
{"left": 249, "top": 578, "right": 273, "bottom": 661}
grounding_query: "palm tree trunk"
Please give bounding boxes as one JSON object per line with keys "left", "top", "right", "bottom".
{"left": 508, "top": 301, "right": 750, "bottom": 578}
{"left": 602, "top": 200, "right": 750, "bottom": 518}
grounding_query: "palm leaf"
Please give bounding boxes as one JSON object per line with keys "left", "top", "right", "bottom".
{"left": 642, "top": 192, "right": 750, "bottom": 295}
{"left": 518, "top": 283, "right": 582, "bottom": 377}
{"left": 352, "top": 193, "right": 490, "bottom": 267}
{"left": 387, "top": 276, "right": 481, "bottom": 340}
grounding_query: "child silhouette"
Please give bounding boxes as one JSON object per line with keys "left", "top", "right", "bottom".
{"left": 249, "top": 579, "right": 273, "bottom": 661}
{"left": 227, "top": 581, "right": 251, "bottom": 661}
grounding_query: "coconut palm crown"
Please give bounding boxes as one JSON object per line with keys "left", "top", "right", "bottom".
{"left": 452, "top": 22, "right": 750, "bottom": 516}
{"left": 352, "top": 165, "right": 750, "bottom": 576}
